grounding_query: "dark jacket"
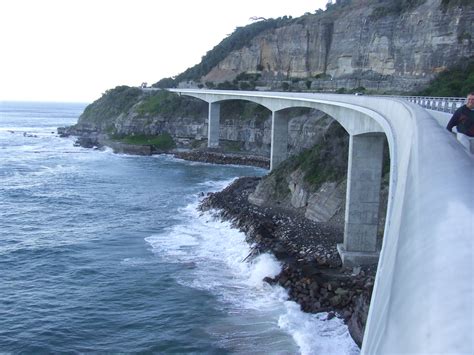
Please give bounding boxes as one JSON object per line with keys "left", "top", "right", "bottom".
{"left": 446, "top": 105, "right": 474, "bottom": 137}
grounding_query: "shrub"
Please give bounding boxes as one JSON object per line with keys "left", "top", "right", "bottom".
{"left": 417, "top": 59, "right": 474, "bottom": 97}
{"left": 217, "top": 81, "right": 238, "bottom": 90}
{"left": 152, "top": 77, "right": 177, "bottom": 89}
{"left": 137, "top": 90, "right": 207, "bottom": 118}
{"left": 161, "top": 17, "right": 294, "bottom": 84}
{"left": 297, "top": 124, "right": 349, "bottom": 187}
{"left": 79, "top": 86, "right": 142, "bottom": 124}
{"left": 220, "top": 100, "right": 270, "bottom": 123}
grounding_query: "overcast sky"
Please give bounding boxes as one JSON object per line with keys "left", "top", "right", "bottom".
{"left": 0, "top": 0, "right": 327, "bottom": 103}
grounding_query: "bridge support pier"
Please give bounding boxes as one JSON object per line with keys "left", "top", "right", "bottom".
{"left": 208, "top": 102, "right": 220, "bottom": 148}
{"left": 270, "top": 111, "right": 289, "bottom": 171}
{"left": 337, "top": 133, "right": 384, "bottom": 267}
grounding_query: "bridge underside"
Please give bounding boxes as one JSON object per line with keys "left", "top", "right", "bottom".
{"left": 175, "top": 90, "right": 387, "bottom": 267}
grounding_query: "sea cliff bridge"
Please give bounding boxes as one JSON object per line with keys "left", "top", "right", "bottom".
{"left": 166, "top": 89, "right": 472, "bottom": 354}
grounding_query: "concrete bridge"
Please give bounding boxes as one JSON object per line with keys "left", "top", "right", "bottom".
{"left": 168, "top": 89, "right": 473, "bottom": 354}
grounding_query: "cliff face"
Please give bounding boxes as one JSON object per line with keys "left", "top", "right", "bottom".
{"left": 201, "top": 0, "right": 473, "bottom": 92}
{"left": 69, "top": 88, "right": 336, "bottom": 158}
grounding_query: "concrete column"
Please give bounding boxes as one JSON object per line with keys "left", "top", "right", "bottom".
{"left": 270, "top": 111, "right": 288, "bottom": 171}
{"left": 337, "top": 133, "right": 384, "bottom": 266}
{"left": 208, "top": 102, "right": 220, "bottom": 148}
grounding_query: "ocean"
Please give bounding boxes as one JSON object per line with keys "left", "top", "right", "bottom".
{"left": 0, "top": 101, "right": 359, "bottom": 354}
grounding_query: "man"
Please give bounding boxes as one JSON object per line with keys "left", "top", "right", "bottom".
{"left": 446, "top": 92, "right": 474, "bottom": 137}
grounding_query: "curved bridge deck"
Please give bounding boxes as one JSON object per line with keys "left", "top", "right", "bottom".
{"left": 168, "top": 89, "right": 473, "bottom": 354}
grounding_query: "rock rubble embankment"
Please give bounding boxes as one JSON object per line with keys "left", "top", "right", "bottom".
{"left": 199, "top": 176, "right": 376, "bottom": 348}
{"left": 58, "top": 127, "right": 271, "bottom": 168}
{"left": 173, "top": 150, "right": 270, "bottom": 169}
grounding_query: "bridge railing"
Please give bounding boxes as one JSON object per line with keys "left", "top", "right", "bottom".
{"left": 145, "top": 87, "right": 467, "bottom": 114}
{"left": 386, "top": 95, "right": 466, "bottom": 113}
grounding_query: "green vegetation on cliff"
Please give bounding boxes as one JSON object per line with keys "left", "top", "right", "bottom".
{"left": 416, "top": 60, "right": 474, "bottom": 97}
{"left": 220, "top": 100, "right": 271, "bottom": 124}
{"left": 268, "top": 122, "right": 349, "bottom": 200}
{"left": 153, "top": 17, "right": 295, "bottom": 87}
{"left": 368, "top": 0, "right": 427, "bottom": 18}
{"left": 77, "top": 87, "right": 207, "bottom": 131}
{"left": 137, "top": 90, "right": 207, "bottom": 118}
{"left": 293, "top": 122, "right": 349, "bottom": 186}
{"left": 80, "top": 86, "right": 142, "bottom": 123}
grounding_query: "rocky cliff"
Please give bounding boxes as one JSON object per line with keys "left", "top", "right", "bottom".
{"left": 64, "top": 87, "right": 338, "bottom": 156}
{"left": 198, "top": 0, "right": 473, "bottom": 93}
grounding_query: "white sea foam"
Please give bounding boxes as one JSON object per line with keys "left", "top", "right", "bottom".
{"left": 120, "top": 257, "right": 156, "bottom": 267}
{"left": 145, "top": 198, "right": 360, "bottom": 354}
{"left": 197, "top": 179, "right": 234, "bottom": 189}
{"left": 279, "top": 303, "right": 360, "bottom": 355}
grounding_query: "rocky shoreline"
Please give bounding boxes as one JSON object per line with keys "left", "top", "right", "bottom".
{"left": 173, "top": 150, "right": 270, "bottom": 169}
{"left": 199, "top": 177, "right": 376, "bottom": 348}
{"left": 58, "top": 128, "right": 271, "bottom": 169}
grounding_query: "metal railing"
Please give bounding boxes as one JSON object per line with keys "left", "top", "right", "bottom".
{"left": 394, "top": 96, "right": 466, "bottom": 113}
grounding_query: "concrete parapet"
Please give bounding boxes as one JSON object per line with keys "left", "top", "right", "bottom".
{"left": 457, "top": 133, "right": 474, "bottom": 154}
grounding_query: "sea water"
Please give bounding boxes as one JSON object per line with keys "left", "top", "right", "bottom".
{"left": 0, "top": 101, "right": 359, "bottom": 354}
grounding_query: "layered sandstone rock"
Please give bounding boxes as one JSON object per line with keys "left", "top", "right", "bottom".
{"left": 202, "top": 0, "right": 473, "bottom": 92}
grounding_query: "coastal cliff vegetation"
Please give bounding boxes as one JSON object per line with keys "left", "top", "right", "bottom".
{"left": 80, "top": 86, "right": 142, "bottom": 123}
{"left": 136, "top": 91, "right": 206, "bottom": 118}
{"left": 417, "top": 60, "right": 474, "bottom": 97}
{"left": 270, "top": 122, "right": 349, "bottom": 196}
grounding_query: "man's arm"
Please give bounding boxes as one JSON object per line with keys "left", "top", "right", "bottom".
{"left": 446, "top": 108, "right": 461, "bottom": 132}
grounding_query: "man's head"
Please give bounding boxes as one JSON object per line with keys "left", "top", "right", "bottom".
{"left": 467, "top": 92, "right": 474, "bottom": 109}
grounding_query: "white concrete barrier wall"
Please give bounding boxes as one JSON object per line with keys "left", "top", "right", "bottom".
{"left": 358, "top": 99, "right": 473, "bottom": 354}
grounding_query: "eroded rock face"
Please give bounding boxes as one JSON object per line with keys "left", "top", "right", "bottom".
{"left": 202, "top": 0, "right": 473, "bottom": 92}
{"left": 248, "top": 174, "right": 282, "bottom": 207}
{"left": 289, "top": 169, "right": 310, "bottom": 209}
{"left": 305, "top": 181, "right": 346, "bottom": 222}
{"left": 72, "top": 103, "right": 335, "bottom": 157}
{"left": 249, "top": 169, "right": 348, "bottom": 225}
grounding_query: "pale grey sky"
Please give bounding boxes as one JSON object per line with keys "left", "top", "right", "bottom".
{"left": 0, "top": 0, "right": 327, "bottom": 103}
